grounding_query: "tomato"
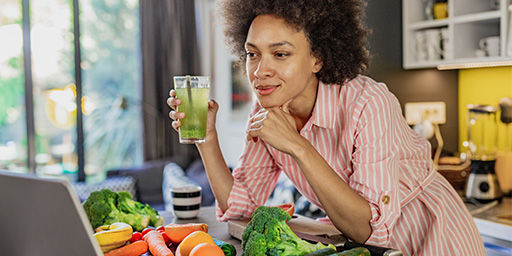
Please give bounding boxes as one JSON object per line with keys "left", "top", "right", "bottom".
{"left": 141, "top": 227, "right": 153, "bottom": 236}
{"left": 155, "top": 226, "right": 165, "bottom": 232}
{"left": 159, "top": 229, "right": 172, "bottom": 245}
{"left": 129, "top": 232, "right": 143, "bottom": 243}
{"left": 277, "top": 202, "right": 295, "bottom": 217}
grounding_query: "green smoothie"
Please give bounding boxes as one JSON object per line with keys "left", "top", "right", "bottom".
{"left": 176, "top": 87, "right": 209, "bottom": 143}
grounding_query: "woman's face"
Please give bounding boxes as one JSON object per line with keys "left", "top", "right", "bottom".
{"left": 245, "top": 14, "right": 322, "bottom": 109}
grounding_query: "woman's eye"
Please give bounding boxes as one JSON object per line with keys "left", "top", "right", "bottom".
{"left": 246, "top": 52, "right": 256, "bottom": 58}
{"left": 275, "top": 52, "right": 290, "bottom": 58}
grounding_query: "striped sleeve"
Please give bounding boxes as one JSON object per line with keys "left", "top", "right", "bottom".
{"left": 216, "top": 106, "right": 282, "bottom": 221}
{"left": 349, "top": 83, "right": 401, "bottom": 246}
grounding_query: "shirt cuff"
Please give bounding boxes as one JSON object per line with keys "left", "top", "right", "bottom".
{"left": 215, "top": 181, "right": 257, "bottom": 222}
{"left": 365, "top": 192, "right": 397, "bottom": 246}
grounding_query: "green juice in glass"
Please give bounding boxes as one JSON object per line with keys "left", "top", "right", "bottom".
{"left": 176, "top": 87, "right": 209, "bottom": 143}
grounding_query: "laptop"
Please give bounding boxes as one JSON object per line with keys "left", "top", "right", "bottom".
{"left": 0, "top": 171, "right": 103, "bottom": 256}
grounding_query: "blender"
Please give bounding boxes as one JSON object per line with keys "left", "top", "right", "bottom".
{"left": 465, "top": 104, "right": 503, "bottom": 202}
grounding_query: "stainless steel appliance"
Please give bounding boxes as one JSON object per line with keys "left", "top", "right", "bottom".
{"left": 465, "top": 104, "right": 503, "bottom": 202}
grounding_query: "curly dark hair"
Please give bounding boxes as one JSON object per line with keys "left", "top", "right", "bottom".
{"left": 218, "top": 0, "right": 370, "bottom": 85}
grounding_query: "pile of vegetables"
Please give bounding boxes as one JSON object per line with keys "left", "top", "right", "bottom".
{"left": 241, "top": 206, "right": 335, "bottom": 256}
{"left": 83, "top": 189, "right": 164, "bottom": 231}
{"left": 101, "top": 223, "right": 236, "bottom": 256}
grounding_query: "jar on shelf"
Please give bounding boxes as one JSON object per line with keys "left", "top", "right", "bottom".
{"left": 433, "top": 0, "right": 448, "bottom": 20}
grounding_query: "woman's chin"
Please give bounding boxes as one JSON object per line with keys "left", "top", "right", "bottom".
{"left": 257, "top": 99, "right": 280, "bottom": 109}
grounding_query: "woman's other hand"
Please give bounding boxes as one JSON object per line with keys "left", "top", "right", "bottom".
{"left": 246, "top": 100, "right": 304, "bottom": 154}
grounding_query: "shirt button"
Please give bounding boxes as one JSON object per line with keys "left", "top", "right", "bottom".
{"left": 382, "top": 195, "right": 390, "bottom": 204}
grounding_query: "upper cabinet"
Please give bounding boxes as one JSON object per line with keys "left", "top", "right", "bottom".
{"left": 403, "top": 0, "right": 512, "bottom": 69}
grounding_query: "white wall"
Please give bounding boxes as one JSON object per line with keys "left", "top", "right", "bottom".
{"left": 195, "top": 0, "right": 252, "bottom": 168}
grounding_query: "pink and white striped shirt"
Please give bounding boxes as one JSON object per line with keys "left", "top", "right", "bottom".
{"left": 216, "top": 75, "right": 485, "bottom": 255}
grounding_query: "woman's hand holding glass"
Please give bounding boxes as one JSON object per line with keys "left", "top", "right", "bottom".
{"left": 167, "top": 90, "right": 219, "bottom": 144}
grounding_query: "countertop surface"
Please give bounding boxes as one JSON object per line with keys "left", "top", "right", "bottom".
{"left": 465, "top": 197, "right": 512, "bottom": 244}
{"left": 156, "top": 199, "right": 512, "bottom": 256}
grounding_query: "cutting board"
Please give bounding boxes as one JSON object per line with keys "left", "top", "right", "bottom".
{"left": 228, "top": 214, "right": 342, "bottom": 240}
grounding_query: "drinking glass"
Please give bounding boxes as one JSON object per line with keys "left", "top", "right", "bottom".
{"left": 173, "top": 76, "right": 210, "bottom": 144}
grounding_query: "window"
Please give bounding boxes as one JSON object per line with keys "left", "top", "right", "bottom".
{"left": 0, "top": 0, "right": 26, "bottom": 173}
{"left": 0, "top": 0, "right": 142, "bottom": 182}
{"left": 31, "top": 0, "right": 76, "bottom": 177}
{"left": 81, "top": 0, "right": 142, "bottom": 182}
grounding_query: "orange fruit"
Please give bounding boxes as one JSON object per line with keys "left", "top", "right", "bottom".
{"left": 175, "top": 231, "right": 215, "bottom": 256}
{"left": 277, "top": 202, "right": 295, "bottom": 217}
{"left": 189, "top": 242, "right": 224, "bottom": 256}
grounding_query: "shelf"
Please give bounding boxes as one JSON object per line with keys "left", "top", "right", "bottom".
{"left": 453, "top": 10, "right": 501, "bottom": 24}
{"left": 437, "top": 59, "right": 512, "bottom": 70}
{"left": 403, "top": 0, "right": 510, "bottom": 70}
{"left": 404, "top": 60, "right": 446, "bottom": 69}
{"left": 408, "top": 19, "right": 449, "bottom": 30}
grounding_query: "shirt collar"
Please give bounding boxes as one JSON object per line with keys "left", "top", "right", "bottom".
{"left": 308, "top": 81, "right": 340, "bottom": 130}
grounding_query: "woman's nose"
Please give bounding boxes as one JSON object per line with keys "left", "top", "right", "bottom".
{"left": 253, "top": 57, "right": 274, "bottom": 78}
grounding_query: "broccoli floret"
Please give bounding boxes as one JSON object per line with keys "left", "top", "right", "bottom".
{"left": 83, "top": 189, "right": 161, "bottom": 231}
{"left": 117, "top": 191, "right": 163, "bottom": 227}
{"left": 243, "top": 232, "right": 267, "bottom": 256}
{"left": 104, "top": 211, "right": 150, "bottom": 231}
{"left": 241, "top": 206, "right": 335, "bottom": 256}
{"left": 140, "top": 203, "right": 164, "bottom": 227}
{"left": 117, "top": 191, "right": 144, "bottom": 213}
{"left": 83, "top": 190, "right": 112, "bottom": 228}
{"left": 82, "top": 189, "right": 120, "bottom": 228}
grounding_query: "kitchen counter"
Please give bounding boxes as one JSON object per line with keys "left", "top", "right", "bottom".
{"left": 159, "top": 206, "right": 242, "bottom": 255}
{"left": 157, "top": 201, "right": 512, "bottom": 256}
{"left": 465, "top": 197, "right": 512, "bottom": 255}
{"left": 465, "top": 197, "right": 512, "bottom": 242}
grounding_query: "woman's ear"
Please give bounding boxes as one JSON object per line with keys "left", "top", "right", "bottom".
{"left": 312, "top": 57, "right": 323, "bottom": 73}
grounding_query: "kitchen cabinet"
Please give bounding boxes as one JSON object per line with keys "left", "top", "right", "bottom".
{"left": 403, "top": 0, "right": 512, "bottom": 69}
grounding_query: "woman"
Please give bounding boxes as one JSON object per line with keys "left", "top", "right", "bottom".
{"left": 168, "top": 0, "right": 485, "bottom": 255}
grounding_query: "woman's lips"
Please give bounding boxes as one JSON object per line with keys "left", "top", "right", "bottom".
{"left": 256, "top": 86, "right": 278, "bottom": 96}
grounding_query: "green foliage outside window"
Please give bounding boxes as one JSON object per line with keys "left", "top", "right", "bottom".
{"left": 82, "top": 0, "right": 142, "bottom": 179}
{"left": 0, "top": 57, "right": 24, "bottom": 128}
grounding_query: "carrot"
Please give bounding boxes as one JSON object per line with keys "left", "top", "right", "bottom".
{"left": 144, "top": 230, "right": 174, "bottom": 256}
{"left": 164, "top": 223, "right": 208, "bottom": 243}
{"left": 104, "top": 240, "right": 148, "bottom": 256}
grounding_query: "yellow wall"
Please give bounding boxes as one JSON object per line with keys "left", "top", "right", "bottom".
{"left": 458, "top": 67, "right": 512, "bottom": 153}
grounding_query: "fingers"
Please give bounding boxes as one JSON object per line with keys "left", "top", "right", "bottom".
{"left": 167, "top": 97, "right": 182, "bottom": 110}
{"left": 168, "top": 110, "right": 185, "bottom": 120}
{"left": 249, "top": 109, "right": 268, "bottom": 122}
{"left": 247, "top": 111, "right": 267, "bottom": 142}
{"left": 208, "top": 99, "right": 219, "bottom": 112}
{"left": 246, "top": 133, "right": 258, "bottom": 143}
{"left": 172, "top": 120, "right": 181, "bottom": 132}
{"left": 246, "top": 128, "right": 259, "bottom": 142}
